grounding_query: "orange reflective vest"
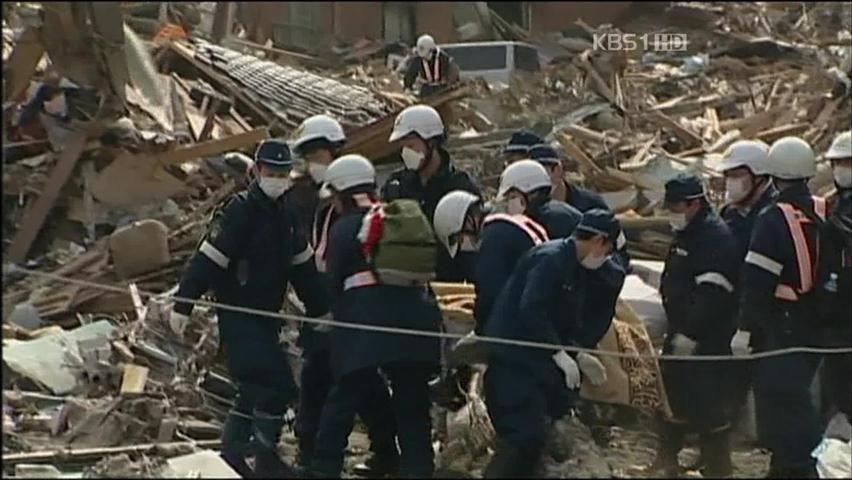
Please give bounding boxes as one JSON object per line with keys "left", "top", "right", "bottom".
{"left": 774, "top": 196, "right": 827, "bottom": 301}
{"left": 483, "top": 213, "right": 550, "bottom": 245}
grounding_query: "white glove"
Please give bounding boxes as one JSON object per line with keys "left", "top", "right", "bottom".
{"left": 576, "top": 352, "right": 608, "bottom": 386}
{"left": 168, "top": 310, "right": 190, "bottom": 338}
{"left": 313, "top": 312, "right": 333, "bottom": 333}
{"left": 730, "top": 329, "right": 752, "bottom": 357}
{"left": 552, "top": 350, "right": 581, "bottom": 389}
{"left": 671, "top": 333, "right": 698, "bottom": 356}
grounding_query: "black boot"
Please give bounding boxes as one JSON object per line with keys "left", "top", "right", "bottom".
{"left": 253, "top": 411, "right": 304, "bottom": 478}
{"left": 644, "top": 421, "right": 684, "bottom": 476}
{"left": 220, "top": 411, "right": 255, "bottom": 478}
{"left": 701, "top": 430, "right": 733, "bottom": 478}
{"left": 484, "top": 440, "right": 523, "bottom": 479}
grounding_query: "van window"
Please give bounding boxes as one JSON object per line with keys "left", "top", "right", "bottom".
{"left": 442, "top": 45, "right": 507, "bottom": 71}
{"left": 514, "top": 45, "right": 540, "bottom": 71}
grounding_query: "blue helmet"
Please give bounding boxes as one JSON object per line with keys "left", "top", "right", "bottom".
{"left": 254, "top": 138, "right": 293, "bottom": 171}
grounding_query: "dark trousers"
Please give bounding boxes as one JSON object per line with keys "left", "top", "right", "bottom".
{"left": 754, "top": 352, "right": 822, "bottom": 475}
{"left": 484, "top": 360, "right": 573, "bottom": 476}
{"left": 311, "top": 363, "right": 435, "bottom": 477}
{"left": 295, "top": 347, "right": 397, "bottom": 461}
{"left": 222, "top": 325, "right": 297, "bottom": 417}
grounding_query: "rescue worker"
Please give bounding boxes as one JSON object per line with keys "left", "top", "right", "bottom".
{"left": 432, "top": 190, "right": 488, "bottom": 283}
{"left": 168, "top": 138, "right": 328, "bottom": 477}
{"left": 502, "top": 130, "right": 544, "bottom": 167}
{"left": 528, "top": 143, "right": 631, "bottom": 271}
{"left": 287, "top": 116, "right": 399, "bottom": 475}
{"left": 309, "top": 154, "right": 441, "bottom": 478}
{"left": 819, "top": 130, "right": 852, "bottom": 421}
{"left": 382, "top": 104, "right": 480, "bottom": 281}
{"left": 482, "top": 210, "right": 619, "bottom": 478}
{"left": 730, "top": 136, "right": 827, "bottom": 478}
{"left": 496, "top": 159, "right": 582, "bottom": 240}
{"left": 717, "top": 139, "right": 777, "bottom": 460}
{"left": 528, "top": 143, "right": 609, "bottom": 212}
{"left": 720, "top": 140, "right": 778, "bottom": 260}
{"left": 649, "top": 173, "right": 739, "bottom": 478}
{"left": 403, "top": 34, "right": 460, "bottom": 97}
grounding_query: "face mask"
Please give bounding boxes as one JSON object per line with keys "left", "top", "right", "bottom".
{"left": 669, "top": 213, "right": 689, "bottom": 231}
{"left": 308, "top": 163, "right": 327, "bottom": 183}
{"left": 581, "top": 252, "right": 609, "bottom": 270}
{"left": 833, "top": 166, "right": 852, "bottom": 189}
{"left": 401, "top": 147, "right": 425, "bottom": 171}
{"left": 507, "top": 197, "right": 526, "bottom": 215}
{"left": 725, "top": 176, "right": 753, "bottom": 204}
{"left": 258, "top": 177, "right": 290, "bottom": 199}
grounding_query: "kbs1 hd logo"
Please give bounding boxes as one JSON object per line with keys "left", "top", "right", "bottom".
{"left": 593, "top": 33, "right": 688, "bottom": 52}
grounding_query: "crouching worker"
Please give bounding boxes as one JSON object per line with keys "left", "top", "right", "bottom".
{"left": 168, "top": 138, "right": 329, "bottom": 477}
{"left": 483, "top": 209, "right": 619, "bottom": 478}
{"left": 309, "top": 154, "right": 442, "bottom": 478}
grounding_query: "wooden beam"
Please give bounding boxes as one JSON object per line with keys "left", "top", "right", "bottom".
{"left": 198, "top": 98, "right": 221, "bottom": 141}
{"left": 3, "top": 27, "right": 45, "bottom": 103}
{"left": 650, "top": 111, "right": 703, "bottom": 147}
{"left": 577, "top": 52, "right": 617, "bottom": 105}
{"left": 155, "top": 127, "right": 269, "bottom": 166}
{"left": 6, "top": 131, "right": 89, "bottom": 264}
{"left": 1, "top": 440, "right": 221, "bottom": 466}
{"left": 557, "top": 133, "right": 605, "bottom": 176}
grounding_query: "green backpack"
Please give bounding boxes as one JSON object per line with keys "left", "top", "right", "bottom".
{"left": 359, "top": 199, "right": 437, "bottom": 285}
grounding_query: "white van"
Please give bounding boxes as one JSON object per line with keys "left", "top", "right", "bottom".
{"left": 439, "top": 41, "right": 542, "bottom": 87}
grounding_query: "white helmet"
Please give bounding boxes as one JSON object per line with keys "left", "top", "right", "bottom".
{"left": 826, "top": 131, "right": 852, "bottom": 160}
{"left": 720, "top": 140, "right": 771, "bottom": 175}
{"left": 292, "top": 114, "right": 346, "bottom": 151}
{"left": 321, "top": 154, "right": 375, "bottom": 197}
{"left": 497, "top": 160, "right": 551, "bottom": 200}
{"left": 768, "top": 136, "right": 816, "bottom": 180}
{"left": 433, "top": 191, "right": 480, "bottom": 258}
{"left": 416, "top": 34, "right": 436, "bottom": 57}
{"left": 389, "top": 105, "right": 445, "bottom": 142}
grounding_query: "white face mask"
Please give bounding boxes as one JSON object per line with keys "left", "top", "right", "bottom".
{"left": 258, "top": 177, "right": 290, "bottom": 199}
{"left": 581, "top": 252, "right": 609, "bottom": 270}
{"left": 507, "top": 196, "right": 526, "bottom": 215}
{"left": 401, "top": 147, "right": 425, "bottom": 171}
{"left": 833, "top": 166, "right": 852, "bottom": 188}
{"left": 308, "top": 163, "right": 327, "bottom": 183}
{"left": 668, "top": 213, "right": 689, "bottom": 231}
{"left": 725, "top": 176, "right": 753, "bottom": 204}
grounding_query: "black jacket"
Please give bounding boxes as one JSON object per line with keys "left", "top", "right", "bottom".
{"left": 661, "top": 206, "right": 739, "bottom": 353}
{"left": 721, "top": 184, "right": 779, "bottom": 262}
{"left": 175, "top": 182, "right": 328, "bottom": 338}
{"left": 381, "top": 149, "right": 480, "bottom": 281}
{"left": 403, "top": 49, "right": 457, "bottom": 90}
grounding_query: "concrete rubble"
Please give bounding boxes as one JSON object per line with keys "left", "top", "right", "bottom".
{"left": 4, "top": 1, "right": 849, "bottom": 477}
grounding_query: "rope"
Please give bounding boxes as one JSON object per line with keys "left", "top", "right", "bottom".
{"left": 6, "top": 264, "right": 852, "bottom": 362}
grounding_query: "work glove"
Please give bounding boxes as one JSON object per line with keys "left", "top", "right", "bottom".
{"left": 552, "top": 350, "right": 581, "bottom": 389}
{"left": 730, "top": 329, "right": 752, "bottom": 357}
{"left": 671, "top": 333, "right": 698, "bottom": 356}
{"left": 167, "top": 309, "right": 190, "bottom": 338}
{"left": 576, "top": 352, "right": 608, "bottom": 386}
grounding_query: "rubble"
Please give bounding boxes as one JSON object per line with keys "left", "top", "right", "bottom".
{"left": 4, "top": 1, "right": 848, "bottom": 477}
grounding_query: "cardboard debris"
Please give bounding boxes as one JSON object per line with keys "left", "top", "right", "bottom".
{"left": 165, "top": 450, "right": 241, "bottom": 478}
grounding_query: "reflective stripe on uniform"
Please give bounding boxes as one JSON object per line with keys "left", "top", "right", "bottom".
{"left": 775, "top": 284, "right": 798, "bottom": 301}
{"left": 313, "top": 207, "right": 334, "bottom": 273}
{"left": 813, "top": 196, "right": 827, "bottom": 221}
{"left": 483, "top": 213, "right": 550, "bottom": 245}
{"left": 616, "top": 231, "right": 626, "bottom": 249}
{"left": 776, "top": 202, "right": 817, "bottom": 292}
{"left": 291, "top": 245, "right": 315, "bottom": 266}
{"left": 695, "top": 272, "right": 735, "bottom": 293}
{"left": 421, "top": 53, "right": 441, "bottom": 84}
{"left": 343, "top": 271, "right": 378, "bottom": 291}
{"left": 200, "top": 241, "right": 230, "bottom": 268}
{"left": 745, "top": 250, "right": 783, "bottom": 276}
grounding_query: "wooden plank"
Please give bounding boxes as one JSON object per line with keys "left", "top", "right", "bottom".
{"left": 650, "top": 111, "right": 703, "bottom": 147}
{"left": 226, "top": 37, "right": 327, "bottom": 66}
{"left": 578, "top": 53, "right": 617, "bottom": 105}
{"left": 119, "top": 364, "right": 149, "bottom": 395}
{"left": 557, "top": 134, "right": 605, "bottom": 176}
{"left": 6, "top": 131, "right": 89, "bottom": 264}
{"left": 708, "top": 129, "right": 741, "bottom": 154}
{"left": 1, "top": 440, "right": 221, "bottom": 466}
{"left": 229, "top": 107, "right": 253, "bottom": 132}
{"left": 3, "top": 27, "right": 45, "bottom": 103}
{"left": 198, "top": 98, "right": 221, "bottom": 141}
{"left": 620, "top": 134, "right": 658, "bottom": 170}
{"left": 563, "top": 124, "right": 613, "bottom": 144}
{"left": 755, "top": 123, "right": 810, "bottom": 143}
{"left": 155, "top": 128, "right": 269, "bottom": 166}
